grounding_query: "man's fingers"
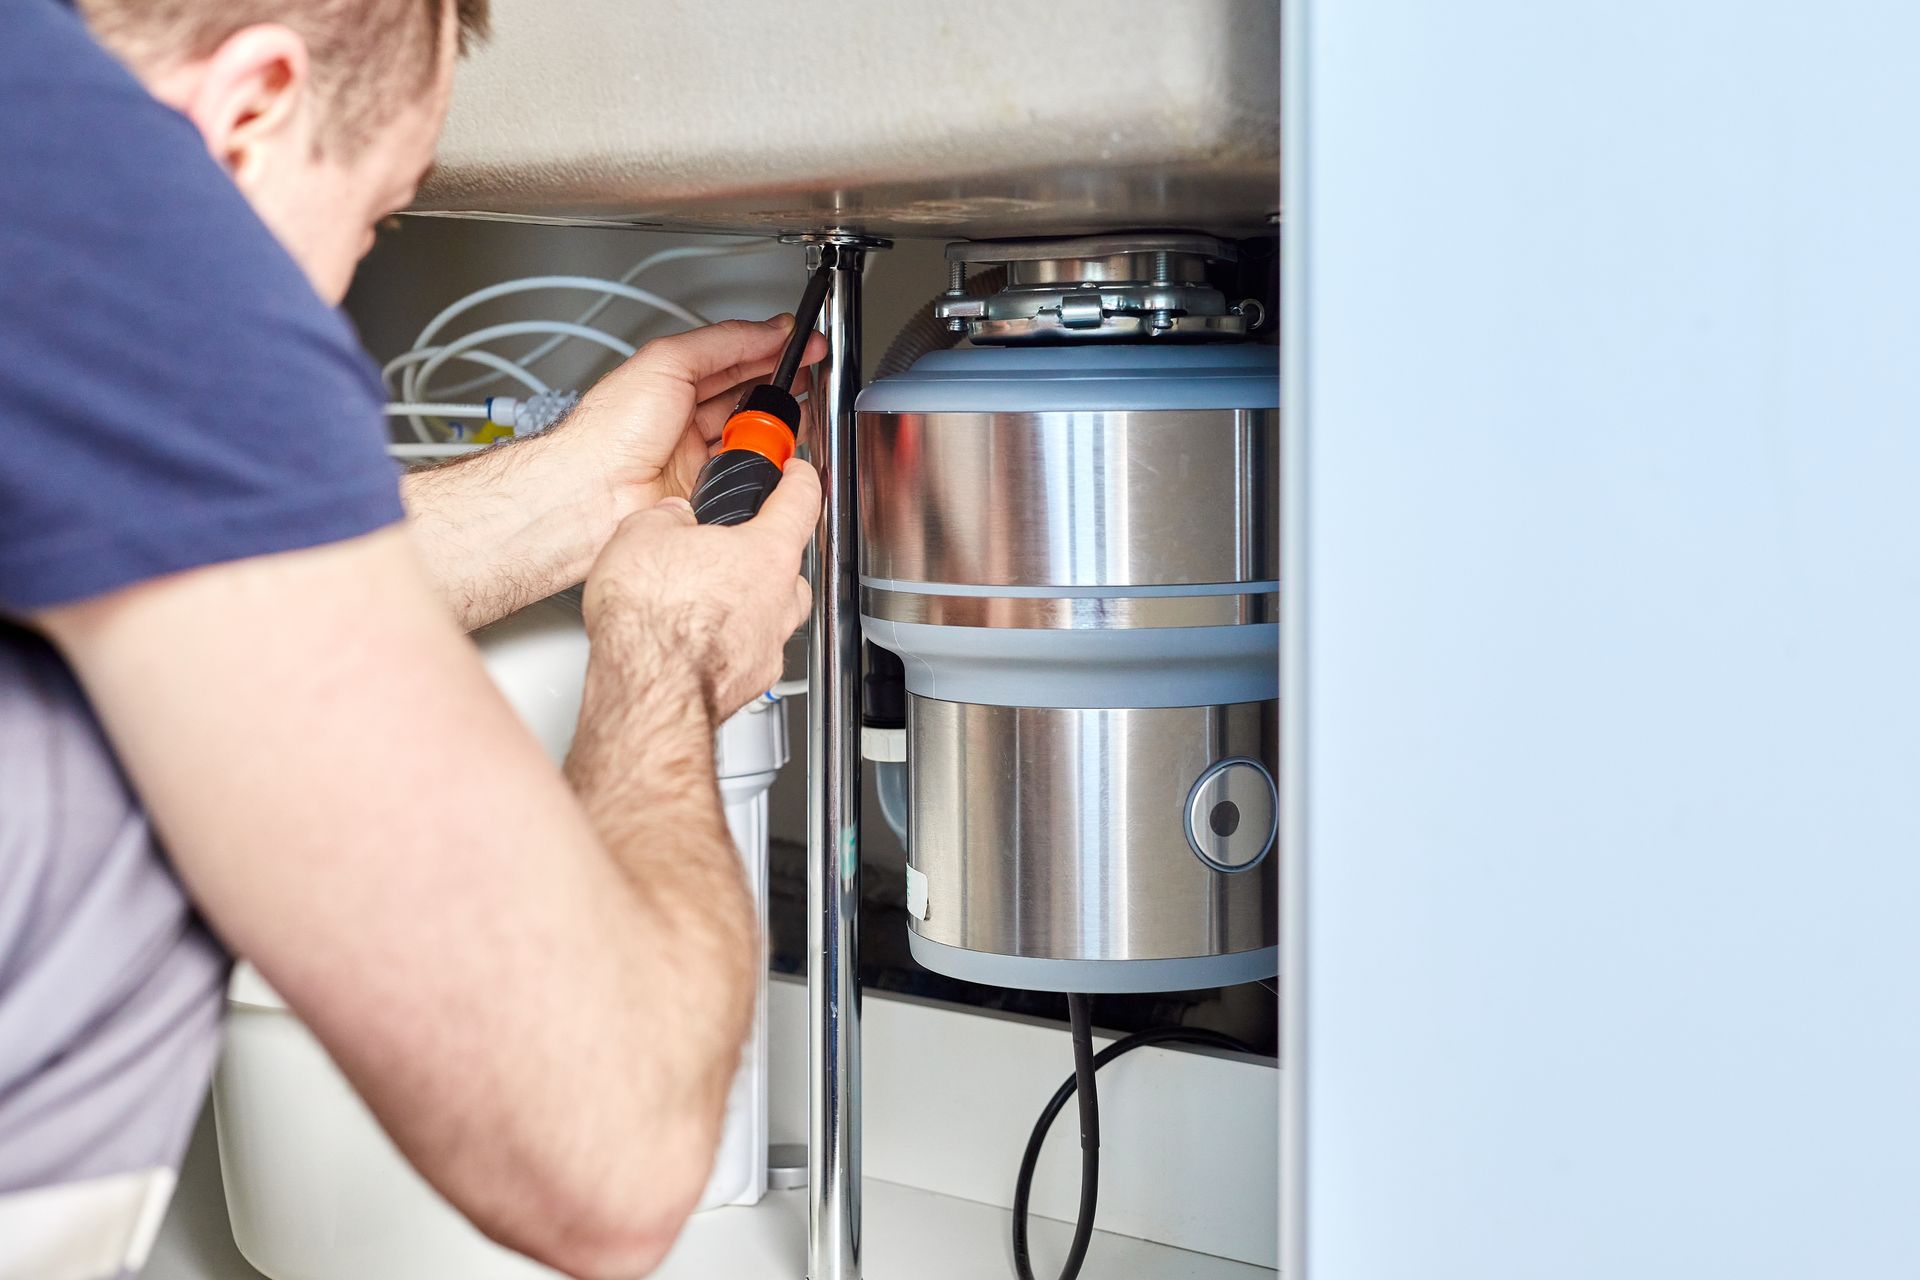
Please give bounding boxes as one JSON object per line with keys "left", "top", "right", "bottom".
{"left": 633, "top": 317, "right": 799, "bottom": 387}
{"left": 691, "top": 331, "right": 831, "bottom": 437}
{"left": 692, "top": 353, "right": 777, "bottom": 404}
{"left": 692, "top": 332, "right": 828, "bottom": 402}
{"left": 692, "top": 328, "right": 826, "bottom": 402}
{"left": 789, "top": 575, "right": 814, "bottom": 634}
{"left": 692, "top": 380, "right": 760, "bottom": 443}
{"left": 620, "top": 496, "right": 696, "bottom": 535}
{"left": 798, "top": 330, "right": 828, "bottom": 369}
{"left": 746, "top": 461, "right": 822, "bottom": 556}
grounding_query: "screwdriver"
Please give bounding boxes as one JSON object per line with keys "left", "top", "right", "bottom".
{"left": 690, "top": 245, "right": 838, "bottom": 525}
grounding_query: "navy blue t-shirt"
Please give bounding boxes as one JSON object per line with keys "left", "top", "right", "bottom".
{"left": 0, "top": 0, "right": 405, "bottom": 1239}
{"left": 0, "top": 0, "right": 403, "bottom": 611}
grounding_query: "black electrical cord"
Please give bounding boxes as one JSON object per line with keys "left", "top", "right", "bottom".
{"left": 1011, "top": 998, "right": 1255, "bottom": 1280}
{"left": 1012, "top": 993, "right": 1099, "bottom": 1280}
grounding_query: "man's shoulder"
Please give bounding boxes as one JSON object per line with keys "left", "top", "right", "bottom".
{"left": 0, "top": 3, "right": 401, "bottom": 616}
{"left": 1, "top": 1, "right": 334, "bottom": 320}
{"left": 0, "top": 2, "right": 195, "bottom": 154}
{"left": 1, "top": 2, "right": 136, "bottom": 88}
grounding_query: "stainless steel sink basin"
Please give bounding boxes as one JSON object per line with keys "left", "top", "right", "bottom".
{"left": 415, "top": 0, "right": 1278, "bottom": 239}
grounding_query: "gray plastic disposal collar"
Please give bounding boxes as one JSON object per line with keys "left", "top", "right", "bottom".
{"left": 854, "top": 343, "right": 1279, "bottom": 414}
{"left": 908, "top": 933, "right": 1279, "bottom": 995}
{"left": 864, "top": 617, "right": 1279, "bottom": 709}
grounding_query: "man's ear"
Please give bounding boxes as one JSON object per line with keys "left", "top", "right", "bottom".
{"left": 170, "top": 25, "right": 315, "bottom": 187}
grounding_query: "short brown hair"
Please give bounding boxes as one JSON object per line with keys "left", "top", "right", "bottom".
{"left": 79, "top": 0, "right": 490, "bottom": 147}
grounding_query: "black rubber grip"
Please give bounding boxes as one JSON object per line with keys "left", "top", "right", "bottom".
{"left": 691, "top": 449, "right": 784, "bottom": 526}
{"left": 737, "top": 381, "right": 803, "bottom": 432}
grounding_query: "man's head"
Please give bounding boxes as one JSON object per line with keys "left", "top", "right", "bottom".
{"left": 80, "top": 0, "right": 490, "bottom": 303}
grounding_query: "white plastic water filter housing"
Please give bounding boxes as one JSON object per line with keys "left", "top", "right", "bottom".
{"left": 213, "top": 593, "right": 785, "bottom": 1280}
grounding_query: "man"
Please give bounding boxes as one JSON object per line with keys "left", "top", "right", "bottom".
{"left": 0, "top": 1, "right": 822, "bottom": 1277}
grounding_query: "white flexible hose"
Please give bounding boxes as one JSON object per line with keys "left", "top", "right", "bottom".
{"left": 411, "top": 321, "right": 634, "bottom": 396}
{"left": 401, "top": 300, "right": 653, "bottom": 420}
{"left": 383, "top": 402, "right": 488, "bottom": 418}
{"left": 378, "top": 347, "right": 549, "bottom": 397}
{"left": 381, "top": 348, "right": 549, "bottom": 396}
{"left": 393, "top": 284, "right": 679, "bottom": 416}
{"left": 570, "top": 243, "right": 763, "bottom": 333}
{"left": 381, "top": 349, "right": 550, "bottom": 441}
{"left": 422, "top": 242, "right": 772, "bottom": 398}
{"left": 411, "top": 276, "right": 709, "bottom": 355}
{"left": 388, "top": 442, "right": 488, "bottom": 459}
{"left": 379, "top": 238, "right": 771, "bottom": 443}
{"left": 404, "top": 323, "right": 632, "bottom": 442}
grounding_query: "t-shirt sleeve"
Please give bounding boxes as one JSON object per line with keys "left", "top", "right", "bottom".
{"left": 0, "top": 1, "right": 405, "bottom": 613}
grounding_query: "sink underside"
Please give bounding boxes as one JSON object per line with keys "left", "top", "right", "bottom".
{"left": 414, "top": 0, "right": 1279, "bottom": 240}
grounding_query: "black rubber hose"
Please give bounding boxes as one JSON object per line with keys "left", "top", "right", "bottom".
{"left": 1012, "top": 1014, "right": 1255, "bottom": 1280}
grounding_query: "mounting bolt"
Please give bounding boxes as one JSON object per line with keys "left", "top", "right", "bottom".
{"left": 942, "top": 258, "right": 970, "bottom": 333}
{"left": 1151, "top": 250, "right": 1173, "bottom": 285}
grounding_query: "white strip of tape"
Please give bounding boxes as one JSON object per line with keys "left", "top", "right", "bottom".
{"left": 0, "top": 1167, "right": 178, "bottom": 1280}
{"left": 906, "top": 864, "right": 930, "bottom": 921}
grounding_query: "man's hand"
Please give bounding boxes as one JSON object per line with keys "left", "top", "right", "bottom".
{"left": 582, "top": 460, "right": 819, "bottom": 721}
{"left": 564, "top": 317, "right": 828, "bottom": 517}
{"left": 402, "top": 317, "right": 828, "bottom": 632}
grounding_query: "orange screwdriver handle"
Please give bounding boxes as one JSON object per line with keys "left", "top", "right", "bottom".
{"left": 717, "top": 407, "right": 796, "bottom": 469}
{"left": 691, "top": 384, "right": 802, "bottom": 525}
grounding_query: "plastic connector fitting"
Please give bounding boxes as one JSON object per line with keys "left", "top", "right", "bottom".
{"left": 484, "top": 389, "right": 581, "bottom": 436}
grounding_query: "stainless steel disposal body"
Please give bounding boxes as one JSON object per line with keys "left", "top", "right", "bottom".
{"left": 856, "top": 343, "right": 1278, "bottom": 992}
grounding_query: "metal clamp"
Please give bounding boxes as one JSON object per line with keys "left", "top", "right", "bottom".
{"left": 933, "top": 232, "right": 1257, "bottom": 343}
{"left": 1056, "top": 291, "right": 1107, "bottom": 329}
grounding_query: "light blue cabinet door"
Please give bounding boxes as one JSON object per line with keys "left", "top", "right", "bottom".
{"left": 1288, "top": 4, "right": 1920, "bottom": 1277}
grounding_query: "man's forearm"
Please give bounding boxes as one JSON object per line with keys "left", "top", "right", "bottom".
{"left": 401, "top": 430, "right": 622, "bottom": 631}
{"left": 563, "top": 619, "right": 758, "bottom": 1109}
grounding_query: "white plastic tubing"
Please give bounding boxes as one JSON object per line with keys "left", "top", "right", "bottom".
{"left": 382, "top": 242, "right": 773, "bottom": 445}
